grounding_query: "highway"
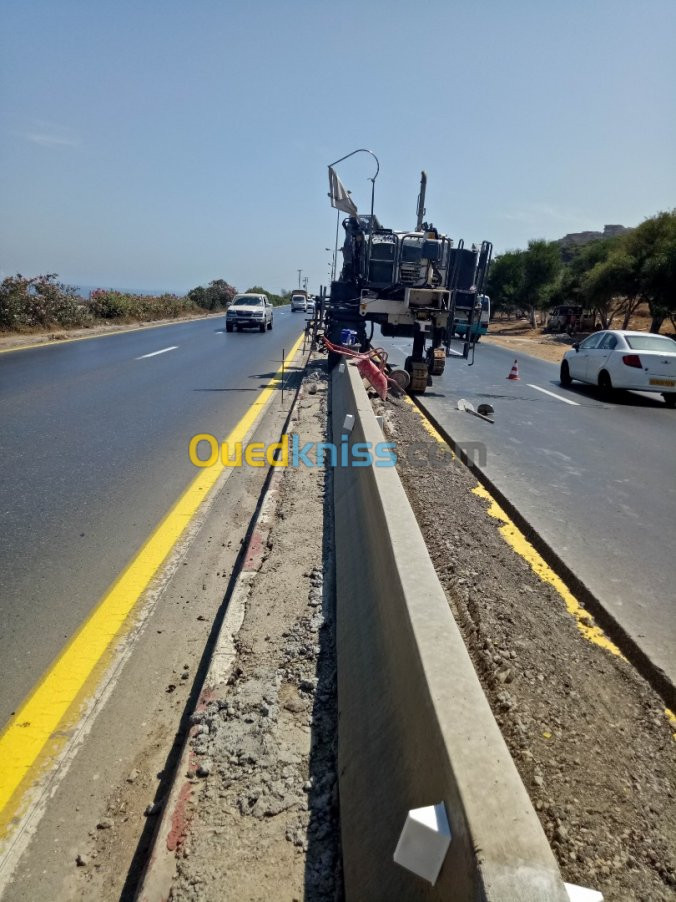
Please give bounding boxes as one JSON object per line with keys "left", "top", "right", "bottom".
{"left": 381, "top": 336, "right": 676, "bottom": 690}
{"left": 0, "top": 310, "right": 303, "bottom": 728}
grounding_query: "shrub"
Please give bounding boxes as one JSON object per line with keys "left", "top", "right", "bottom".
{"left": 87, "top": 290, "right": 196, "bottom": 321}
{"left": 1, "top": 275, "right": 198, "bottom": 331}
{"left": 0, "top": 274, "right": 92, "bottom": 329}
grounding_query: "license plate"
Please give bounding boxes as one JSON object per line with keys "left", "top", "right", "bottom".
{"left": 649, "top": 378, "right": 675, "bottom": 387}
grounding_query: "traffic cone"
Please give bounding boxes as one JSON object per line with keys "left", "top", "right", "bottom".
{"left": 507, "top": 359, "right": 520, "bottom": 380}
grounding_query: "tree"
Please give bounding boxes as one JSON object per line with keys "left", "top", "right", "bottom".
{"left": 486, "top": 251, "right": 525, "bottom": 318}
{"left": 188, "top": 279, "right": 237, "bottom": 310}
{"left": 581, "top": 251, "right": 638, "bottom": 329}
{"left": 521, "top": 240, "right": 561, "bottom": 326}
{"left": 622, "top": 210, "right": 676, "bottom": 332}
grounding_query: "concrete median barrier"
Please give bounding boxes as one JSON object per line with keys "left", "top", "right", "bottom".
{"left": 332, "top": 362, "right": 569, "bottom": 901}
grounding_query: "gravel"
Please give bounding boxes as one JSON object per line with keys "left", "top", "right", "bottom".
{"left": 169, "top": 361, "right": 343, "bottom": 901}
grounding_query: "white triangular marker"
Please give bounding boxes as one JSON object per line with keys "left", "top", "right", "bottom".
{"left": 393, "top": 802, "right": 451, "bottom": 885}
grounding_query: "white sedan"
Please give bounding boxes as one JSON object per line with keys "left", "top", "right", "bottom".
{"left": 560, "top": 330, "right": 676, "bottom": 406}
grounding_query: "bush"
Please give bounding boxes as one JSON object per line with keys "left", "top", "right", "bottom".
{"left": 0, "top": 274, "right": 93, "bottom": 329}
{"left": 245, "top": 285, "right": 292, "bottom": 307}
{"left": 88, "top": 290, "right": 196, "bottom": 321}
{"left": 0, "top": 274, "right": 198, "bottom": 332}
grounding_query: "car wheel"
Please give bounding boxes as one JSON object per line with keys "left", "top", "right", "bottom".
{"left": 236, "top": 325, "right": 241, "bottom": 332}
{"left": 598, "top": 370, "right": 613, "bottom": 395}
{"left": 267, "top": 318, "right": 273, "bottom": 330}
{"left": 259, "top": 322, "right": 266, "bottom": 333}
{"left": 560, "top": 360, "right": 572, "bottom": 387}
{"left": 663, "top": 393, "right": 676, "bottom": 408}
{"left": 226, "top": 323, "right": 233, "bottom": 333}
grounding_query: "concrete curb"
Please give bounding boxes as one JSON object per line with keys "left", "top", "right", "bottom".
{"left": 332, "top": 362, "right": 569, "bottom": 901}
{"left": 135, "top": 370, "right": 306, "bottom": 902}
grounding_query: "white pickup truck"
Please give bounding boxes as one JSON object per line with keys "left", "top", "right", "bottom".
{"left": 225, "top": 294, "right": 274, "bottom": 333}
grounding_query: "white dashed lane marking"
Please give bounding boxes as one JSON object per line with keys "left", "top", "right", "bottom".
{"left": 527, "top": 383, "right": 580, "bottom": 405}
{"left": 136, "top": 346, "right": 178, "bottom": 359}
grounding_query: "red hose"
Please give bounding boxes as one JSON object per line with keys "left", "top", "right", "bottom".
{"left": 321, "top": 336, "right": 403, "bottom": 400}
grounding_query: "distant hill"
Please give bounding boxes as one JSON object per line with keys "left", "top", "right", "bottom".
{"left": 555, "top": 224, "right": 631, "bottom": 261}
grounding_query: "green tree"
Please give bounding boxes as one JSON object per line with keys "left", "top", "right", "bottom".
{"left": 188, "top": 279, "right": 237, "bottom": 310}
{"left": 581, "top": 251, "right": 638, "bottom": 329}
{"left": 623, "top": 210, "right": 676, "bottom": 332}
{"left": 550, "top": 238, "right": 617, "bottom": 323}
{"left": 486, "top": 250, "right": 525, "bottom": 318}
{"left": 521, "top": 240, "right": 561, "bottom": 326}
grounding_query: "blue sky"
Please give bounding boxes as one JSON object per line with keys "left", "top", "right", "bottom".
{"left": 1, "top": 0, "right": 674, "bottom": 295}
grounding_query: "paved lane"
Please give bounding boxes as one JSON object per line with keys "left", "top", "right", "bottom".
{"left": 381, "top": 335, "right": 676, "bottom": 688}
{"left": 0, "top": 310, "right": 302, "bottom": 724}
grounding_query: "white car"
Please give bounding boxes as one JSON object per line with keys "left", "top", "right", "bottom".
{"left": 290, "top": 293, "right": 307, "bottom": 312}
{"left": 225, "top": 294, "right": 273, "bottom": 333}
{"left": 560, "top": 330, "right": 676, "bottom": 406}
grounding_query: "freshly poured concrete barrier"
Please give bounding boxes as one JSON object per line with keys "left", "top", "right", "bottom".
{"left": 332, "top": 363, "right": 569, "bottom": 901}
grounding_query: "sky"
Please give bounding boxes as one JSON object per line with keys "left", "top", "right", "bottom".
{"left": 1, "top": 0, "right": 675, "bottom": 296}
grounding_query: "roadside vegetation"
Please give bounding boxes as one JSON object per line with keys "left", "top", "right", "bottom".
{"left": 488, "top": 209, "right": 676, "bottom": 333}
{"left": 241, "top": 285, "right": 293, "bottom": 307}
{"left": 0, "top": 274, "right": 292, "bottom": 333}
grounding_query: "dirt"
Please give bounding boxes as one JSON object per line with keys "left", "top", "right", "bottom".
{"left": 483, "top": 332, "right": 574, "bottom": 364}
{"left": 168, "top": 360, "right": 343, "bottom": 901}
{"left": 0, "top": 312, "right": 222, "bottom": 351}
{"left": 379, "top": 395, "right": 675, "bottom": 901}
{"left": 484, "top": 319, "right": 584, "bottom": 364}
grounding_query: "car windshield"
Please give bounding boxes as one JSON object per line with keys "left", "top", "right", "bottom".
{"left": 233, "top": 297, "right": 263, "bottom": 306}
{"left": 625, "top": 334, "right": 676, "bottom": 352}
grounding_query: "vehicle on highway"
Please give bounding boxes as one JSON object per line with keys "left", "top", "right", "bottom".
{"left": 225, "top": 294, "right": 273, "bottom": 333}
{"left": 454, "top": 294, "right": 490, "bottom": 341}
{"left": 546, "top": 305, "right": 596, "bottom": 333}
{"left": 306, "top": 296, "right": 316, "bottom": 312}
{"left": 560, "top": 330, "right": 676, "bottom": 406}
{"left": 291, "top": 290, "right": 308, "bottom": 312}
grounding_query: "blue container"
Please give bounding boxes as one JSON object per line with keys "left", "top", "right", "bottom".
{"left": 340, "top": 328, "right": 357, "bottom": 346}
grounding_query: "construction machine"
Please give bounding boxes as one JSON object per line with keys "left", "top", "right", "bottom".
{"left": 325, "top": 171, "right": 492, "bottom": 393}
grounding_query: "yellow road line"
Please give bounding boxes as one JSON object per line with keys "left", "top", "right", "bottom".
{"left": 471, "top": 485, "right": 624, "bottom": 657}
{"left": 0, "top": 332, "right": 305, "bottom": 834}
{"left": 0, "top": 313, "right": 222, "bottom": 355}
{"left": 404, "top": 396, "right": 454, "bottom": 453}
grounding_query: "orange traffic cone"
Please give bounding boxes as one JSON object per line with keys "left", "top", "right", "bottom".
{"left": 507, "top": 359, "right": 520, "bottom": 380}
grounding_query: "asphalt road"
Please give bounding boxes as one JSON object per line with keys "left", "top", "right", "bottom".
{"left": 0, "top": 309, "right": 303, "bottom": 726}
{"left": 381, "top": 335, "right": 676, "bottom": 689}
